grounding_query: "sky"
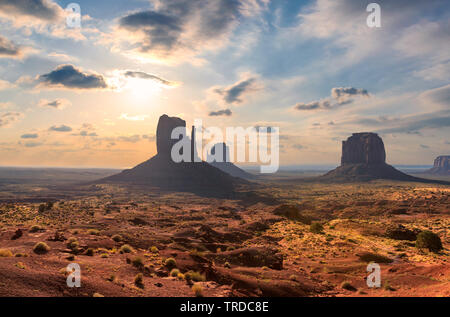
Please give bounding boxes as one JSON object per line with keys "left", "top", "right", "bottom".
{"left": 0, "top": 0, "right": 449, "bottom": 168}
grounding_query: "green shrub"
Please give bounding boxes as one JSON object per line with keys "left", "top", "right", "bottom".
{"left": 119, "top": 244, "right": 133, "bottom": 254}
{"left": 164, "top": 257, "right": 177, "bottom": 269}
{"left": 150, "top": 246, "right": 159, "bottom": 253}
{"left": 33, "top": 242, "right": 50, "bottom": 254}
{"left": 29, "top": 225, "right": 42, "bottom": 233}
{"left": 358, "top": 252, "right": 393, "bottom": 263}
{"left": 134, "top": 273, "right": 144, "bottom": 287}
{"left": 88, "top": 229, "right": 100, "bottom": 236}
{"left": 131, "top": 256, "right": 144, "bottom": 268}
{"left": 416, "top": 231, "right": 443, "bottom": 252}
{"left": 192, "top": 284, "right": 203, "bottom": 297}
{"left": 186, "top": 270, "right": 205, "bottom": 282}
{"left": 310, "top": 222, "right": 324, "bottom": 234}
{"left": 111, "top": 234, "right": 122, "bottom": 242}
{"left": 170, "top": 268, "right": 180, "bottom": 277}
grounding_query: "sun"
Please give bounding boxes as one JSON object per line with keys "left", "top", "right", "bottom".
{"left": 126, "top": 78, "right": 163, "bottom": 101}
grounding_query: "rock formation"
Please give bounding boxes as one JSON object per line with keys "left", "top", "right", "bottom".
{"left": 322, "top": 132, "right": 449, "bottom": 184}
{"left": 427, "top": 155, "right": 450, "bottom": 175}
{"left": 207, "top": 143, "right": 254, "bottom": 179}
{"left": 341, "top": 133, "right": 386, "bottom": 165}
{"left": 101, "top": 115, "right": 246, "bottom": 197}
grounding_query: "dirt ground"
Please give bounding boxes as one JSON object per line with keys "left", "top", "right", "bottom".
{"left": 0, "top": 179, "right": 449, "bottom": 297}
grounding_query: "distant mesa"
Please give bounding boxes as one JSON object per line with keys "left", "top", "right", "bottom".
{"left": 426, "top": 156, "right": 450, "bottom": 175}
{"left": 101, "top": 114, "right": 245, "bottom": 197}
{"left": 322, "top": 132, "right": 449, "bottom": 184}
{"left": 207, "top": 143, "right": 254, "bottom": 179}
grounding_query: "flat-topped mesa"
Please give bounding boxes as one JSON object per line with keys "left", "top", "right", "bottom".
{"left": 427, "top": 155, "right": 450, "bottom": 174}
{"left": 156, "top": 114, "right": 186, "bottom": 157}
{"left": 434, "top": 156, "right": 450, "bottom": 169}
{"left": 341, "top": 132, "right": 386, "bottom": 165}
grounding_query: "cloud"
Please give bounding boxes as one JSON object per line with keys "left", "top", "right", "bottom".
{"left": 294, "top": 100, "right": 331, "bottom": 111}
{"left": 119, "top": 113, "right": 149, "bottom": 121}
{"left": 49, "top": 124, "right": 72, "bottom": 132}
{"left": 117, "top": 135, "right": 141, "bottom": 143}
{"left": 0, "top": 112, "right": 23, "bottom": 127}
{"left": 214, "top": 76, "right": 260, "bottom": 104}
{"left": 38, "top": 98, "right": 71, "bottom": 109}
{"left": 38, "top": 65, "right": 108, "bottom": 90}
{"left": 21, "top": 133, "right": 38, "bottom": 139}
{"left": 418, "top": 84, "right": 450, "bottom": 110}
{"left": 296, "top": 0, "right": 449, "bottom": 74}
{"left": 111, "top": 0, "right": 268, "bottom": 64}
{"left": 209, "top": 109, "right": 232, "bottom": 117}
{"left": 0, "top": 0, "right": 61, "bottom": 22}
{"left": 294, "top": 87, "right": 368, "bottom": 111}
{"left": 24, "top": 141, "right": 42, "bottom": 148}
{"left": 124, "top": 71, "right": 178, "bottom": 87}
{"left": 0, "top": 35, "right": 22, "bottom": 58}
{"left": 331, "top": 87, "right": 369, "bottom": 102}
{"left": 0, "top": 79, "right": 14, "bottom": 90}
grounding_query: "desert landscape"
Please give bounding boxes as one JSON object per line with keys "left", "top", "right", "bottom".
{"left": 0, "top": 0, "right": 449, "bottom": 301}
{"left": 0, "top": 116, "right": 448, "bottom": 298}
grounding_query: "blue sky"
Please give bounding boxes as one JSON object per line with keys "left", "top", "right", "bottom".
{"left": 0, "top": 0, "right": 449, "bottom": 168}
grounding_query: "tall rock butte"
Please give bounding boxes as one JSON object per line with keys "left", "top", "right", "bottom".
{"left": 101, "top": 114, "right": 245, "bottom": 197}
{"left": 207, "top": 143, "right": 254, "bottom": 179}
{"left": 427, "top": 155, "right": 450, "bottom": 175}
{"left": 322, "top": 132, "right": 448, "bottom": 184}
{"left": 341, "top": 133, "right": 386, "bottom": 165}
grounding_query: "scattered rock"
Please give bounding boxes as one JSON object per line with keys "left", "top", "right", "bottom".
{"left": 11, "top": 229, "right": 23, "bottom": 240}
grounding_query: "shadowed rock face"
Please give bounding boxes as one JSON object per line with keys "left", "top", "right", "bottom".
{"left": 101, "top": 114, "right": 247, "bottom": 197}
{"left": 427, "top": 156, "right": 450, "bottom": 175}
{"left": 207, "top": 143, "right": 254, "bottom": 179}
{"left": 322, "top": 132, "right": 449, "bottom": 184}
{"left": 341, "top": 133, "right": 386, "bottom": 165}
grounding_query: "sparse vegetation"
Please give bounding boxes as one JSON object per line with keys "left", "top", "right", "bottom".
{"left": 358, "top": 252, "right": 393, "bottom": 263}
{"left": 164, "top": 257, "right": 177, "bottom": 269}
{"left": 131, "top": 256, "right": 144, "bottom": 268}
{"left": 310, "top": 222, "right": 324, "bottom": 234}
{"left": 170, "top": 268, "right": 180, "bottom": 277}
{"left": 111, "top": 234, "right": 122, "bottom": 242}
{"left": 134, "top": 273, "right": 144, "bottom": 288}
{"left": 415, "top": 231, "right": 443, "bottom": 252}
{"left": 192, "top": 284, "right": 203, "bottom": 297}
{"left": 33, "top": 242, "right": 50, "bottom": 254}
{"left": 341, "top": 281, "right": 356, "bottom": 291}
{"left": 119, "top": 244, "right": 133, "bottom": 254}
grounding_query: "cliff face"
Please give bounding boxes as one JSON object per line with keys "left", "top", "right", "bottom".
{"left": 341, "top": 133, "right": 386, "bottom": 165}
{"left": 156, "top": 115, "right": 186, "bottom": 158}
{"left": 322, "top": 132, "right": 449, "bottom": 184}
{"left": 427, "top": 155, "right": 450, "bottom": 174}
{"left": 102, "top": 114, "right": 246, "bottom": 197}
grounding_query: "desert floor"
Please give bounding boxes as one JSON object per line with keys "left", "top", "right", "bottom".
{"left": 0, "top": 169, "right": 448, "bottom": 297}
